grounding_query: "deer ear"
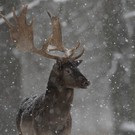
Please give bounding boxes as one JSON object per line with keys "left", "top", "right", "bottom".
{"left": 56, "top": 59, "right": 63, "bottom": 70}
{"left": 53, "top": 60, "right": 63, "bottom": 74}
{"left": 73, "top": 60, "right": 83, "bottom": 66}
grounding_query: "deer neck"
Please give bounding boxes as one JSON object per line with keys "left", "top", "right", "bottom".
{"left": 46, "top": 69, "right": 74, "bottom": 104}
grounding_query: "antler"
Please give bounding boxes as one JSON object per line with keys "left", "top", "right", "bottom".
{"left": 0, "top": 5, "right": 84, "bottom": 60}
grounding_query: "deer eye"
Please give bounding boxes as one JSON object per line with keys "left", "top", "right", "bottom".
{"left": 65, "top": 68, "right": 72, "bottom": 74}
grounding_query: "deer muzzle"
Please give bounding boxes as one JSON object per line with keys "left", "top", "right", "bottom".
{"left": 78, "top": 76, "right": 90, "bottom": 89}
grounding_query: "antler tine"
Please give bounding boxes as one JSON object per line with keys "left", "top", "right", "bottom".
{"left": 12, "top": 7, "right": 18, "bottom": 22}
{"left": 73, "top": 47, "right": 85, "bottom": 60}
{"left": 0, "top": 12, "right": 14, "bottom": 29}
{"left": 68, "top": 41, "right": 85, "bottom": 60}
{"left": 45, "top": 12, "right": 83, "bottom": 59}
{"left": 67, "top": 42, "right": 80, "bottom": 58}
{"left": 47, "top": 11, "right": 52, "bottom": 19}
{"left": 46, "top": 11, "right": 66, "bottom": 51}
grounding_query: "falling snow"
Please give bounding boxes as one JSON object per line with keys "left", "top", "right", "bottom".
{"left": 0, "top": 0, "right": 135, "bottom": 135}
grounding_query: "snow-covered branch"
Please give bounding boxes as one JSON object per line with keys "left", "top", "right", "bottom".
{"left": 124, "top": 11, "right": 135, "bottom": 19}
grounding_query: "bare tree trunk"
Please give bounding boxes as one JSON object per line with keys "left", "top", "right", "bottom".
{"left": 103, "top": 0, "right": 135, "bottom": 134}
{"left": 0, "top": 1, "right": 21, "bottom": 135}
{"left": 130, "top": 32, "right": 135, "bottom": 121}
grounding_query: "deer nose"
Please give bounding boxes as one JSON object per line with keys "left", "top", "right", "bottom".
{"left": 83, "top": 80, "right": 90, "bottom": 86}
{"left": 82, "top": 80, "right": 90, "bottom": 87}
{"left": 79, "top": 76, "right": 90, "bottom": 88}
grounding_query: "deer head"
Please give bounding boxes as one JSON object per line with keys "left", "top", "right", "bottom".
{"left": 0, "top": 5, "right": 90, "bottom": 89}
{"left": 48, "top": 59, "right": 90, "bottom": 90}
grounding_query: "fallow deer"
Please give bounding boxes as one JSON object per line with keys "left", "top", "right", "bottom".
{"left": 0, "top": 5, "right": 90, "bottom": 135}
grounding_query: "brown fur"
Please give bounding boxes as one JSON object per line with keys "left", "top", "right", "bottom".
{"left": 16, "top": 60, "right": 90, "bottom": 135}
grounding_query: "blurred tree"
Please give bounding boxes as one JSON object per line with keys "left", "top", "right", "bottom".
{"left": 0, "top": 0, "right": 21, "bottom": 135}
{"left": 124, "top": 0, "right": 135, "bottom": 120}
{"left": 103, "top": 0, "right": 135, "bottom": 135}
{"left": 130, "top": 36, "right": 135, "bottom": 120}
